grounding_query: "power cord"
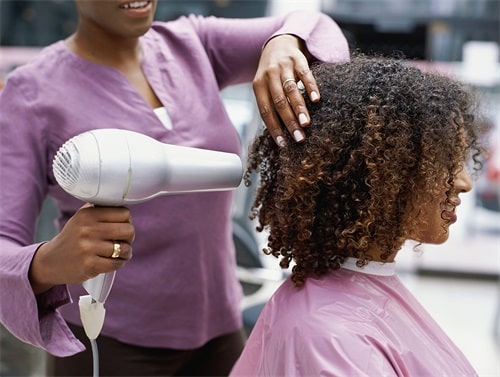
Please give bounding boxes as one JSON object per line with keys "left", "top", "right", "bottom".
{"left": 90, "top": 338, "right": 99, "bottom": 377}
{"left": 79, "top": 295, "right": 106, "bottom": 377}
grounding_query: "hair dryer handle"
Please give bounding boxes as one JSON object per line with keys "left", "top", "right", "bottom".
{"left": 82, "top": 271, "right": 116, "bottom": 303}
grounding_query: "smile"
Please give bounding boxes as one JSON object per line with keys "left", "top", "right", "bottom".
{"left": 120, "top": 1, "right": 150, "bottom": 9}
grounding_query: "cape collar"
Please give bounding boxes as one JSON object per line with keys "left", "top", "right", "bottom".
{"left": 341, "top": 257, "right": 396, "bottom": 276}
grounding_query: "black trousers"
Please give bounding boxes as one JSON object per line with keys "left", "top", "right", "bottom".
{"left": 48, "top": 323, "right": 246, "bottom": 377}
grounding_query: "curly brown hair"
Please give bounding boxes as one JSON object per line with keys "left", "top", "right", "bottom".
{"left": 245, "top": 55, "right": 488, "bottom": 287}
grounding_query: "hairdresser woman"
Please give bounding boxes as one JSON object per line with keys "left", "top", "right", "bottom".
{"left": 0, "top": 0, "right": 349, "bottom": 375}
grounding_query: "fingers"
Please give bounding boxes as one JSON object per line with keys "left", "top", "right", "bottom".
{"left": 32, "top": 206, "right": 136, "bottom": 288}
{"left": 254, "top": 70, "right": 307, "bottom": 147}
{"left": 104, "top": 237, "right": 133, "bottom": 261}
{"left": 254, "top": 42, "right": 320, "bottom": 147}
{"left": 296, "top": 66, "right": 320, "bottom": 104}
{"left": 108, "top": 242, "right": 131, "bottom": 263}
{"left": 253, "top": 79, "right": 289, "bottom": 147}
{"left": 74, "top": 206, "right": 134, "bottom": 276}
{"left": 79, "top": 241, "right": 133, "bottom": 281}
{"left": 278, "top": 63, "right": 321, "bottom": 132}
{"left": 81, "top": 205, "right": 133, "bottom": 224}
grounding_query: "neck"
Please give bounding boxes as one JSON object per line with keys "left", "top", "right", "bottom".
{"left": 350, "top": 245, "right": 402, "bottom": 263}
{"left": 66, "top": 29, "right": 142, "bottom": 68}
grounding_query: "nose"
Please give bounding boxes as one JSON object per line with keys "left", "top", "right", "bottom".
{"left": 455, "top": 167, "right": 473, "bottom": 193}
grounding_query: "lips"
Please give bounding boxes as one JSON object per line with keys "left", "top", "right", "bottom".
{"left": 443, "top": 210, "right": 458, "bottom": 224}
{"left": 443, "top": 197, "right": 461, "bottom": 223}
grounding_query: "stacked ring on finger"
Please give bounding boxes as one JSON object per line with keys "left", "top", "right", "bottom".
{"left": 282, "top": 78, "right": 296, "bottom": 89}
{"left": 296, "top": 80, "right": 306, "bottom": 94}
{"left": 111, "top": 242, "right": 121, "bottom": 259}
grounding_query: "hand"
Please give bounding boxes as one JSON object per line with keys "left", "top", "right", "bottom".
{"left": 253, "top": 34, "right": 320, "bottom": 147}
{"left": 29, "top": 204, "right": 135, "bottom": 295}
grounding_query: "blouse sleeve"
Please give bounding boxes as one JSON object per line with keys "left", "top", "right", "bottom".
{"left": 186, "top": 10, "right": 350, "bottom": 88}
{"left": 0, "top": 73, "right": 85, "bottom": 356}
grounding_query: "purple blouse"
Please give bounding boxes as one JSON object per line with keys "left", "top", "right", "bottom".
{"left": 0, "top": 12, "right": 349, "bottom": 356}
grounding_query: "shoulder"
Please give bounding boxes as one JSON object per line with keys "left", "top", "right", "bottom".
{"left": 258, "top": 274, "right": 401, "bottom": 348}
{"left": 245, "top": 279, "right": 397, "bottom": 376}
{"left": 2, "top": 42, "right": 70, "bottom": 88}
{"left": 147, "top": 16, "right": 207, "bottom": 39}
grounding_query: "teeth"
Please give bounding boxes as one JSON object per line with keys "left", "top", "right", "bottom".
{"left": 122, "top": 1, "right": 148, "bottom": 9}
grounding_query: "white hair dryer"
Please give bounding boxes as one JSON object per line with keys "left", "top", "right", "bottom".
{"left": 53, "top": 128, "right": 243, "bottom": 303}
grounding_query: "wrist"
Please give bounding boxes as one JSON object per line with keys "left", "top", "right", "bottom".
{"left": 267, "top": 33, "right": 300, "bottom": 47}
{"left": 29, "top": 242, "right": 55, "bottom": 295}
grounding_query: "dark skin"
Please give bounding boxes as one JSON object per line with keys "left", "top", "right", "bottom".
{"left": 253, "top": 33, "right": 320, "bottom": 146}
{"left": 29, "top": 0, "right": 321, "bottom": 294}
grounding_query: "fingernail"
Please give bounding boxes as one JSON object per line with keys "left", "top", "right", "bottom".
{"left": 276, "top": 135, "right": 286, "bottom": 147}
{"left": 298, "top": 113, "right": 308, "bottom": 126}
{"left": 293, "top": 130, "right": 304, "bottom": 142}
{"left": 311, "top": 91, "right": 319, "bottom": 101}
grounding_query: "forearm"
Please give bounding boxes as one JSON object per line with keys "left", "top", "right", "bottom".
{"left": 188, "top": 10, "right": 349, "bottom": 88}
{"left": 269, "top": 10, "right": 350, "bottom": 64}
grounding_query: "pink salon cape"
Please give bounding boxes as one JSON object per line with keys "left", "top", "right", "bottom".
{"left": 230, "top": 258, "right": 478, "bottom": 377}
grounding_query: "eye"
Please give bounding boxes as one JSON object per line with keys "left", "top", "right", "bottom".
{"left": 459, "top": 158, "right": 477, "bottom": 178}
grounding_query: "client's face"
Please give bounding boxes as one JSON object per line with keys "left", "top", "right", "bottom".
{"left": 409, "top": 167, "right": 473, "bottom": 244}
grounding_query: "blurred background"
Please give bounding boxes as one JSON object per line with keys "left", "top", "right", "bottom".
{"left": 0, "top": 0, "right": 498, "bottom": 376}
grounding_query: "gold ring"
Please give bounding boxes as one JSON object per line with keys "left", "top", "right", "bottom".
{"left": 282, "top": 78, "right": 296, "bottom": 89}
{"left": 111, "top": 242, "right": 121, "bottom": 259}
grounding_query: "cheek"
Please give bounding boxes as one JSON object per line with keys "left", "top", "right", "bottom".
{"left": 409, "top": 202, "right": 449, "bottom": 244}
